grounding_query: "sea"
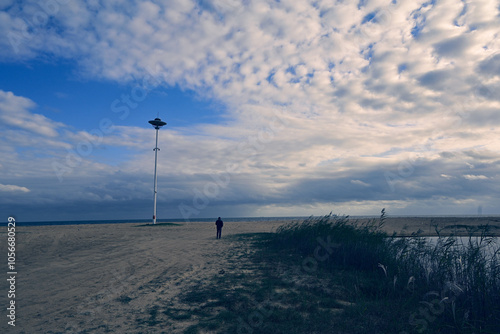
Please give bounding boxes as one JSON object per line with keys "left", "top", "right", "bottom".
{"left": 9, "top": 214, "right": 497, "bottom": 227}
{"left": 10, "top": 216, "right": 311, "bottom": 227}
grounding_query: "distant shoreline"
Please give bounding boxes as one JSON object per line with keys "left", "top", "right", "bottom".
{"left": 357, "top": 216, "right": 500, "bottom": 237}
{"left": 7, "top": 216, "right": 306, "bottom": 227}
{"left": 10, "top": 215, "right": 500, "bottom": 236}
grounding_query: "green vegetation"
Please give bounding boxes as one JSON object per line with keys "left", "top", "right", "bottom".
{"left": 158, "top": 211, "right": 500, "bottom": 333}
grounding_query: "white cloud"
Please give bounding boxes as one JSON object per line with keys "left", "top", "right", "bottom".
{"left": 463, "top": 174, "right": 489, "bottom": 180}
{"left": 0, "top": 184, "right": 30, "bottom": 192}
{"left": 0, "top": 90, "right": 63, "bottom": 137}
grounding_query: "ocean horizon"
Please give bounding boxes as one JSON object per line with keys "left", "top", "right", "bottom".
{"left": 9, "top": 214, "right": 499, "bottom": 227}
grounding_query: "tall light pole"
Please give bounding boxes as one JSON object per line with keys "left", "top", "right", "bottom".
{"left": 148, "top": 117, "right": 167, "bottom": 224}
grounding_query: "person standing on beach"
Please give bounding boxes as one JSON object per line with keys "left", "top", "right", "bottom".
{"left": 215, "top": 217, "right": 223, "bottom": 239}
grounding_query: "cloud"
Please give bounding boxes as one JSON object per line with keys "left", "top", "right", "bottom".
{"left": 0, "top": 90, "right": 63, "bottom": 137}
{"left": 417, "top": 69, "right": 454, "bottom": 90}
{"left": 350, "top": 179, "right": 371, "bottom": 187}
{"left": 463, "top": 174, "right": 489, "bottom": 180}
{"left": 0, "top": 184, "right": 30, "bottom": 192}
{"left": 433, "top": 35, "right": 472, "bottom": 58}
{"left": 0, "top": 0, "right": 500, "bottom": 220}
{"left": 478, "top": 53, "right": 500, "bottom": 77}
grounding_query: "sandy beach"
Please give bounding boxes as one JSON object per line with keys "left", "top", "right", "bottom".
{"left": 1, "top": 216, "right": 499, "bottom": 333}
{"left": 1, "top": 220, "right": 286, "bottom": 333}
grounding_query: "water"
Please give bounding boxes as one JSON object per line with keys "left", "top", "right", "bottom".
{"left": 425, "top": 236, "right": 499, "bottom": 259}
{"left": 390, "top": 235, "right": 499, "bottom": 261}
{"left": 10, "top": 214, "right": 499, "bottom": 227}
{"left": 9, "top": 216, "right": 310, "bottom": 227}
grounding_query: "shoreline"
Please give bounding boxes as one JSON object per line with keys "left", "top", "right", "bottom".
{"left": 8, "top": 215, "right": 500, "bottom": 237}
{"left": 12, "top": 214, "right": 500, "bottom": 227}
{"left": 371, "top": 216, "right": 500, "bottom": 237}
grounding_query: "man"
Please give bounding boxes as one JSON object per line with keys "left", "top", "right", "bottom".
{"left": 215, "top": 217, "right": 223, "bottom": 239}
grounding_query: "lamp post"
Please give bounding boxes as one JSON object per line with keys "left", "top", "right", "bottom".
{"left": 148, "top": 117, "right": 167, "bottom": 224}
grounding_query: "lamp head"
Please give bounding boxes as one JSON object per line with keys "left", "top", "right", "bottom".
{"left": 149, "top": 118, "right": 167, "bottom": 129}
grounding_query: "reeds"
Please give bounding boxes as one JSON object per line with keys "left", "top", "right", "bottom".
{"left": 271, "top": 210, "right": 500, "bottom": 332}
{"left": 273, "top": 211, "right": 389, "bottom": 272}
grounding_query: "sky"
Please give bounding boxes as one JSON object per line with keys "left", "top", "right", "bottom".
{"left": 1, "top": 0, "right": 499, "bottom": 222}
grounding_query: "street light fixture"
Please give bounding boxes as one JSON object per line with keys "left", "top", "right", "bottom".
{"left": 148, "top": 117, "right": 167, "bottom": 224}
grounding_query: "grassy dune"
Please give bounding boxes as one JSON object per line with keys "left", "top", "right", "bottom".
{"left": 180, "top": 212, "right": 500, "bottom": 333}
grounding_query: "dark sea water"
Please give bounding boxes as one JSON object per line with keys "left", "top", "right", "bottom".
{"left": 10, "top": 214, "right": 497, "bottom": 227}
{"left": 12, "top": 216, "right": 312, "bottom": 227}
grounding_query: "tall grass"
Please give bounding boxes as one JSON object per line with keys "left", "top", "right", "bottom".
{"left": 270, "top": 210, "right": 500, "bottom": 332}
{"left": 273, "top": 211, "right": 389, "bottom": 272}
{"left": 387, "top": 227, "right": 500, "bottom": 331}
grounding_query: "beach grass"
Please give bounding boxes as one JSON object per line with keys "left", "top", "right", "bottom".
{"left": 169, "top": 211, "right": 499, "bottom": 333}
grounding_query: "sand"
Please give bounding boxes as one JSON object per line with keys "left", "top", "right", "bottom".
{"left": 0, "top": 220, "right": 285, "bottom": 333}
{"left": 1, "top": 216, "right": 499, "bottom": 333}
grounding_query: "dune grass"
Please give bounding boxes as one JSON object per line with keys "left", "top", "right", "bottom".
{"left": 160, "top": 211, "right": 499, "bottom": 333}
{"left": 267, "top": 211, "right": 500, "bottom": 333}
